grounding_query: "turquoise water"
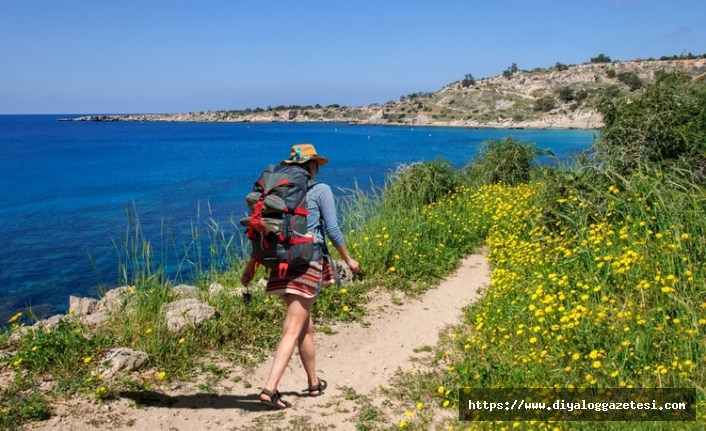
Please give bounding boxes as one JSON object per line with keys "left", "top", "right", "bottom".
{"left": 0, "top": 115, "right": 597, "bottom": 321}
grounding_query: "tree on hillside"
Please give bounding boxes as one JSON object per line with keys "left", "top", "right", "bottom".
{"left": 558, "top": 86, "right": 575, "bottom": 102}
{"left": 533, "top": 95, "right": 556, "bottom": 112}
{"left": 590, "top": 54, "right": 612, "bottom": 63}
{"left": 555, "top": 62, "right": 569, "bottom": 71}
{"left": 503, "top": 63, "right": 519, "bottom": 78}
{"left": 461, "top": 73, "right": 476, "bottom": 87}
{"left": 616, "top": 71, "right": 644, "bottom": 91}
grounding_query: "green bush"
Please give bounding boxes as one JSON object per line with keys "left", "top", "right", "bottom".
{"left": 616, "top": 71, "right": 644, "bottom": 91}
{"left": 595, "top": 72, "right": 706, "bottom": 181}
{"left": 461, "top": 73, "right": 476, "bottom": 87}
{"left": 382, "top": 159, "right": 463, "bottom": 208}
{"left": 502, "top": 63, "right": 518, "bottom": 78}
{"left": 590, "top": 53, "right": 612, "bottom": 63}
{"left": 558, "top": 86, "right": 575, "bottom": 102}
{"left": 464, "top": 136, "right": 552, "bottom": 186}
{"left": 533, "top": 95, "right": 556, "bottom": 112}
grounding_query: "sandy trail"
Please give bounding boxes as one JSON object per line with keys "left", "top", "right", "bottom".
{"left": 28, "top": 253, "right": 489, "bottom": 431}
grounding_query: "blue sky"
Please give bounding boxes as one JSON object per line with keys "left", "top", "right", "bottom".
{"left": 1, "top": 0, "right": 704, "bottom": 114}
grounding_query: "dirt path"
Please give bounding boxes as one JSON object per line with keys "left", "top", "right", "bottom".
{"left": 29, "top": 253, "right": 489, "bottom": 431}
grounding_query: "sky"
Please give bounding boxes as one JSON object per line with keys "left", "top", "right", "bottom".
{"left": 1, "top": 0, "right": 704, "bottom": 114}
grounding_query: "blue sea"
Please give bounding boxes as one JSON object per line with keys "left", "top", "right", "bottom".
{"left": 0, "top": 115, "right": 597, "bottom": 322}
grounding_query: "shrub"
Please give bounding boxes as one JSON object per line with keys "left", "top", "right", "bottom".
{"left": 595, "top": 85, "right": 623, "bottom": 108}
{"left": 464, "top": 136, "right": 552, "bottom": 185}
{"left": 606, "top": 68, "right": 617, "bottom": 78}
{"left": 461, "top": 73, "right": 476, "bottom": 87}
{"left": 590, "top": 53, "right": 612, "bottom": 63}
{"left": 502, "top": 63, "right": 518, "bottom": 78}
{"left": 533, "top": 95, "right": 556, "bottom": 112}
{"left": 595, "top": 72, "right": 706, "bottom": 181}
{"left": 558, "top": 86, "right": 575, "bottom": 102}
{"left": 382, "top": 159, "right": 464, "bottom": 208}
{"left": 616, "top": 71, "right": 644, "bottom": 91}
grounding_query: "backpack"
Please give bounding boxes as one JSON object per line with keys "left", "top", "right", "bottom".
{"left": 240, "top": 164, "right": 315, "bottom": 277}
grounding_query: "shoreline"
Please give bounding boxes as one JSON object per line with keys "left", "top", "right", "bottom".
{"left": 60, "top": 113, "right": 603, "bottom": 130}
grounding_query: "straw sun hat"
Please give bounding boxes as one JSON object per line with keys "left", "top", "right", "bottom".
{"left": 280, "top": 143, "right": 329, "bottom": 166}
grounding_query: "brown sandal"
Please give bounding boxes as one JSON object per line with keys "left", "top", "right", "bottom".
{"left": 260, "top": 388, "right": 291, "bottom": 409}
{"left": 307, "top": 378, "right": 328, "bottom": 397}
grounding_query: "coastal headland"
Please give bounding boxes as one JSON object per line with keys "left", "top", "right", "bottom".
{"left": 64, "top": 58, "right": 706, "bottom": 130}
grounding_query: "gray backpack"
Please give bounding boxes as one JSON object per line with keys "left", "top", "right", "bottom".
{"left": 241, "top": 164, "right": 315, "bottom": 277}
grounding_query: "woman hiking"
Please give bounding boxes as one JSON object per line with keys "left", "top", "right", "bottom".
{"left": 241, "top": 143, "right": 360, "bottom": 409}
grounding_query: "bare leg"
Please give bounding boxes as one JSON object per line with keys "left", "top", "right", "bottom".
{"left": 297, "top": 313, "right": 320, "bottom": 391}
{"left": 261, "top": 294, "right": 315, "bottom": 406}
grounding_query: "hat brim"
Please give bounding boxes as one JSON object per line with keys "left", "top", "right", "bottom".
{"left": 281, "top": 155, "right": 329, "bottom": 166}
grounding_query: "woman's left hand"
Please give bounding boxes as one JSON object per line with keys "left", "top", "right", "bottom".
{"left": 346, "top": 258, "right": 361, "bottom": 275}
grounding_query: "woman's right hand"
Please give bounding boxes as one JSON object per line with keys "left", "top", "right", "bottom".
{"left": 241, "top": 259, "right": 257, "bottom": 286}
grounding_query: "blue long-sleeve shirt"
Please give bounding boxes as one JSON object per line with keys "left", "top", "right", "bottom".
{"left": 307, "top": 183, "right": 345, "bottom": 249}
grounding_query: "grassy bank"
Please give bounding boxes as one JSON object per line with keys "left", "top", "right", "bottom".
{"left": 382, "top": 72, "right": 706, "bottom": 430}
{"left": 2, "top": 71, "right": 705, "bottom": 430}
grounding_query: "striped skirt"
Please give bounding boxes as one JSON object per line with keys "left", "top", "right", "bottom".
{"left": 265, "top": 258, "right": 336, "bottom": 298}
{"left": 265, "top": 259, "right": 324, "bottom": 298}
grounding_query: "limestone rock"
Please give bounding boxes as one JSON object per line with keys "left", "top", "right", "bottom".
{"left": 95, "top": 347, "right": 148, "bottom": 379}
{"left": 69, "top": 296, "right": 100, "bottom": 317}
{"left": 208, "top": 282, "right": 225, "bottom": 295}
{"left": 32, "top": 314, "right": 68, "bottom": 330}
{"left": 82, "top": 312, "right": 109, "bottom": 328}
{"left": 172, "top": 284, "right": 198, "bottom": 298}
{"left": 100, "top": 286, "right": 134, "bottom": 312}
{"left": 163, "top": 298, "right": 217, "bottom": 332}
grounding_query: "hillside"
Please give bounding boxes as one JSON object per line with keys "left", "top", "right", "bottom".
{"left": 69, "top": 58, "right": 706, "bottom": 129}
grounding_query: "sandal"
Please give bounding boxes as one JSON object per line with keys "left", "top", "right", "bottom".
{"left": 260, "top": 388, "right": 291, "bottom": 409}
{"left": 307, "top": 378, "right": 328, "bottom": 397}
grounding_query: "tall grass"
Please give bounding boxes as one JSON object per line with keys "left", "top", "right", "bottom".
{"left": 387, "top": 74, "right": 706, "bottom": 430}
